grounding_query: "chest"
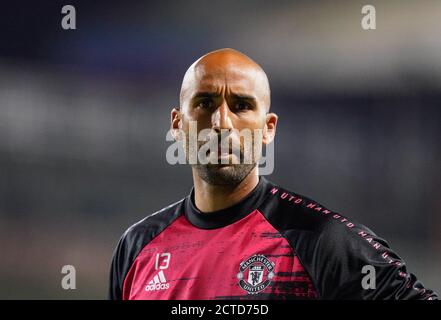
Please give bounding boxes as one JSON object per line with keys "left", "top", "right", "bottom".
{"left": 123, "top": 211, "right": 318, "bottom": 299}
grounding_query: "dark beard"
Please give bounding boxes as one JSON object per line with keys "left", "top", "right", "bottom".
{"left": 192, "top": 163, "right": 256, "bottom": 186}
{"left": 185, "top": 129, "right": 260, "bottom": 186}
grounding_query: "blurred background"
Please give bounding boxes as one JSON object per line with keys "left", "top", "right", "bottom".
{"left": 0, "top": 0, "right": 440, "bottom": 299}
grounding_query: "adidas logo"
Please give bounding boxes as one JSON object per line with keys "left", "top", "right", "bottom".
{"left": 145, "top": 270, "right": 170, "bottom": 291}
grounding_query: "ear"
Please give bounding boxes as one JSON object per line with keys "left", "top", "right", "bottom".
{"left": 170, "top": 107, "right": 183, "bottom": 141}
{"left": 263, "top": 112, "right": 278, "bottom": 145}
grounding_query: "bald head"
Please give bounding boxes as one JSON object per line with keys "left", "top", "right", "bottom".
{"left": 179, "top": 48, "right": 271, "bottom": 111}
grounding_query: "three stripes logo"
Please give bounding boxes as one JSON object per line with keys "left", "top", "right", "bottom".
{"left": 145, "top": 270, "right": 170, "bottom": 291}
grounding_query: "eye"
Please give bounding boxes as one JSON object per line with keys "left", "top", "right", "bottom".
{"left": 235, "top": 101, "right": 251, "bottom": 112}
{"left": 196, "top": 99, "right": 214, "bottom": 109}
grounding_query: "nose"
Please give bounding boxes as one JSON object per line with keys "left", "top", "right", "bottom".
{"left": 211, "top": 100, "right": 233, "bottom": 131}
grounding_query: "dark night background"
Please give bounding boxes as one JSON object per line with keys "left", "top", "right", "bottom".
{"left": 0, "top": 0, "right": 440, "bottom": 298}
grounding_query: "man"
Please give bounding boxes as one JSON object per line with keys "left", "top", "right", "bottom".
{"left": 109, "top": 48, "right": 438, "bottom": 300}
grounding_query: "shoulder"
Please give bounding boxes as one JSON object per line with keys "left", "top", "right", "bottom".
{"left": 261, "top": 181, "right": 437, "bottom": 299}
{"left": 118, "top": 198, "right": 186, "bottom": 249}
{"left": 260, "top": 182, "right": 358, "bottom": 235}
{"left": 262, "top": 181, "right": 383, "bottom": 252}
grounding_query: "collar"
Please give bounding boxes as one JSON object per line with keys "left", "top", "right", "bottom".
{"left": 185, "top": 176, "right": 273, "bottom": 229}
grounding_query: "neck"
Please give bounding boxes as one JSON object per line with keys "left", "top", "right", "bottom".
{"left": 192, "top": 167, "right": 259, "bottom": 213}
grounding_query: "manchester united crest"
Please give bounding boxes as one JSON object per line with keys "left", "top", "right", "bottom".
{"left": 237, "top": 254, "right": 275, "bottom": 294}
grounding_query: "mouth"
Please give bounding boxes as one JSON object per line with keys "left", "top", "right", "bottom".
{"left": 202, "top": 145, "right": 241, "bottom": 162}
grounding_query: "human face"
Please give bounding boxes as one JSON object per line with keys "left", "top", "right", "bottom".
{"left": 172, "top": 53, "right": 277, "bottom": 185}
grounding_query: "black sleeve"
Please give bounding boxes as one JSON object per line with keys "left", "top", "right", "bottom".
{"left": 108, "top": 200, "right": 185, "bottom": 300}
{"left": 312, "top": 219, "right": 438, "bottom": 300}
{"left": 258, "top": 189, "right": 438, "bottom": 300}
{"left": 108, "top": 230, "right": 129, "bottom": 300}
{"left": 108, "top": 225, "right": 145, "bottom": 300}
